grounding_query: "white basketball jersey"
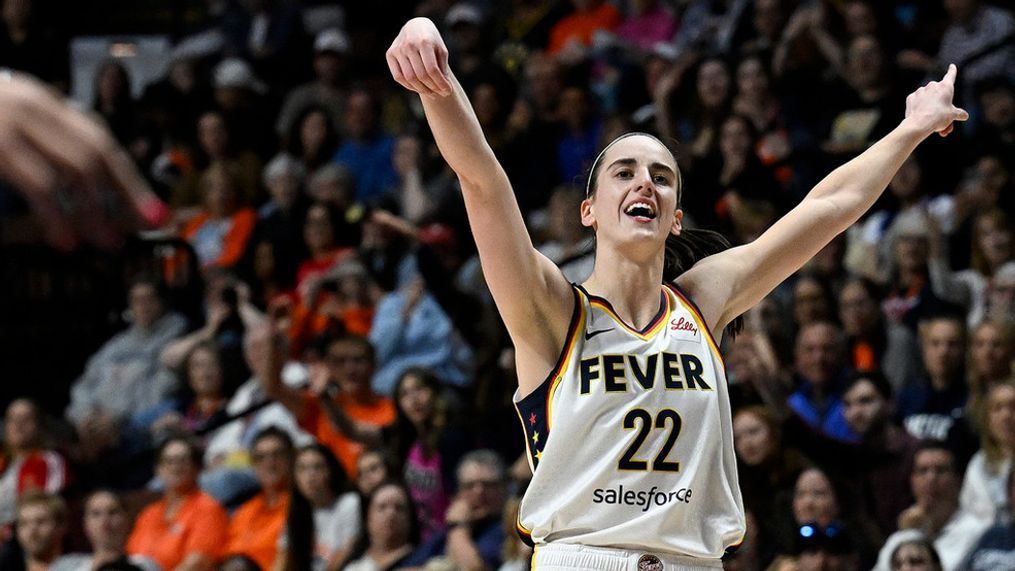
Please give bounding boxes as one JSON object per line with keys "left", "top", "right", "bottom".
{"left": 514, "top": 284, "right": 745, "bottom": 559}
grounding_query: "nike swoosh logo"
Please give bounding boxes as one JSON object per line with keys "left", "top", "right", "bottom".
{"left": 585, "top": 328, "right": 611, "bottom": 340}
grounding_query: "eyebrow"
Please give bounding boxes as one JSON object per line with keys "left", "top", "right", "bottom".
{"left": 605, "top": 158, "right": 676, "bottom": 178}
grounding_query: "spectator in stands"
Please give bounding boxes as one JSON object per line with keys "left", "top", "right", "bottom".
{"left": 181, "top": 162, "right": 258, "bottom": 271}
{"left": 333, "top": 88, "right": 398, "bottom": 204}
{"left": 897, "top": 315, "right": 974, "bottom": 460}
{"left": 733, "top": 405, "right": 809, "bottom": 564}
{"left": 547, "top": 0, "right": 621, "bottom": 58}
{"left": 838, "top": 277, "right": 920, "bottom": 390}
{"left": 127, "top": 435, "right": 228, "bottom": 570}
{"left": 282, "top": 443, "right": 360, "bottom": 571}
{"left": 356, "top": 448, "right": 396, "bottom": 497}
{"left": 841, "top": 372, "right": 918, "bottom": 534}
{"left": 788, "top": 321, "right": 855, "bottom": 441}
{"left": 0, "top": 399, "right": 68, "bottom": 535}
{"left": 66, "top": 277, "right": 186, "bottom": 463}
{"left": 296, "top": 202, "right": 358, "bottom": 293}
{"left": 211, "top": 57, "right": 277, "bottom": 159}
{"left": 369, "top": 274, "right": 474, "bottom": 395}
{"left": 287, "top": 106, "right": 341, "bottom": 179}
{"left": 3, "top": 492, "right": 67, "bottom": 571}
{"left": 985, "top": 262, "right": 1015, "bottom": 324}
{"left": 336, "top": 480, "right": 419, "bottom": 570}
{"left": 276, "top": 29, "right": 350, "bottom": 140}
{"left": 403, "top": 450, "right": 508, "bottom": 569}
{"left": 887, "top": 537, "right": 942, "bottom": 571}
{"left": 882, "top": 210, "right": 959, "bottom": 330}
{"left": 51, "top": 490, "right": 158, "bottom": 571}
{"left": 929, "top": 209, "right": 1015, "bottom": 327}
{"left": 130, "top": 341, "right": 231, "bottom": 449}
{"left": 251, "top": 153, "right": 307, "bottom": 295}
{"left": 201, "top": 325, "right": 312, "bottom": 507}
{"left": 962, "top": 464, "right": 1015, "bottom": 570}
{"left": 791, "top": 273, "right": 837, "bottom": 329}
{"left": 264, "top": 328, "right": 395, "bottom": 477}
{"left": 874, "top": 442, "right": 987, "bottom": 571}
{"left": 968, "top": 320, "right": 1015, "bottom": 400}
{"left": 961, "top": 380, "right": 1015, "bottom": 525}
{"left": 173, "top": 109, "right": 263, "bottom": 212}
{"left": 92, "top": 60, "right": 143, "bottom": 153}
{"left": 973, "top": 78, "right": 1014, "bottom": 161}
{"left": 225, "top": 427, "right": 294, "bottom": 570}
{"left": 613, "top": 0, "right": 676, "bottom": 55}
{"left": 536, "top": 185, "right": 594, "bottom": 283}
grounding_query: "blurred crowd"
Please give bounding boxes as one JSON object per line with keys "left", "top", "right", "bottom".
{"left": 0, "top": 0, "right": 1014, "bottom": 570}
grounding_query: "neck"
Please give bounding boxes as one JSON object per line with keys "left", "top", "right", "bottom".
{"left": 585, "top": 247, "right": 665, "bottom": 328}
{"left": 26, "top": 550, "right": 58, "bottom": 570}
{"left": 929, "top": 372, "right": 953, "bottom": 391}
{"left": 921, "top": 497, "right": 958, "bottom": 534}
{"left": 92, "top": 547, "right": 125, "bottom": 567}
{"left": 166, "top": 484, "right": 195, "bottom": 504}
{"left": 265, "top": 486, "right": 288, "bottom": 505}
{"left": 195, "top": 395, "right": 223, "bottom": 415}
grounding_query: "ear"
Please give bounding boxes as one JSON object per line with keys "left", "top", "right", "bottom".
{"left": 670, "top": 209, "right": 683, "bottom": 236}
{"left": 580, "top": 198, "right": 597, "bottom": 229}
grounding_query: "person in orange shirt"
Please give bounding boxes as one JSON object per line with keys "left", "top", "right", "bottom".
{"left": 225, "top": 427, "right": 294, "bottom": 570}
{"left": 263, "top": 327, "right": 396, "bottom": 478}
{"left": 181, "top": 162, "right": 257, "bottom": 271}
{"left": 127, "top": 435, "right": 229, "bottom": 570}
{"left": 547, "top": 0, "right": 622, "bottom": 56}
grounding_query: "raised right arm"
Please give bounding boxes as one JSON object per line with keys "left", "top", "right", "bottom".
{"left": 386, "top": 19, "right": 573, "bottom": 395}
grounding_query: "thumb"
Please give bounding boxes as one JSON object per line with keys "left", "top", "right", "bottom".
{"left": 953, "top": 106, "right": 969, "bottom": 121}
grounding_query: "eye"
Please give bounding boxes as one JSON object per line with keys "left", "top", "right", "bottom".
{"left": 653, "top": 175, "right": 670, "bottom": 185}
{"left": 616, "top": 169, "right": 633, "bottom": 179}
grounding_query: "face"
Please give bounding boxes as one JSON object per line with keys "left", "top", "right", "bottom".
{"left": 313, "top": 51, "right": 343, "bottom": 84}
{"left": 198, "top": 112, "right": 229, "bottom": 158}
{"left": 558, "top": 87, "right": 590, "bottom": 129}
{"left": 294, "top": 449, "right": 333, "bottom": 503}
{"left": 157, "top": 440, "right": 199, "bottom": 493}
{"left": 753, "top": 0, "right": 785, "bottom": 38}
{"left": 793, "top": 279, "right": 832, "bottom": 326}
{"left": 971, "top": 323, "right": 1012, "bottom": 381}
{"left": 300, "top": 111, "right": 329, "bottom": 156}
{"left": 794, "top": 323, "right": 843, "bottom": 386}
{"left": 894, "top": 236, "right": 928, "bottom": 271}
{"left": 83, "top": 492, "right": 128, "bottom": 550}
{"left": 944, "top": 0, "right": 976, "bottom": 21}
{"left": 843, "top": 379, "right": 889, "bottom": 438}
{"left": 326, "top": 339, "right": 374, "bottom": 393}
{"left": 733, "top": 411, "right": 774, "bottom": 466}
{"left": 582, "top": 135, "right": 682, "bottom": 255}
{"left": 343, "top": 92, "right": 376, "bottom": 139}
{"left": 187, "top": 347, "right": 223, "bottom": 396}
{"left": 4, "top": 399, "right": 38, "bottom": 450}
{"left": 16, "top": 503, "right": 64, "bottom": 560}
{"left": 458, "top": 462, "right": 506, "bottom": 520}
{"left": 976, "top": 218, "right": 1012, "bottom": 268}
{"left": 129, "top": 283, "right": 163, "bottom": 329}
{"left": 844, "top": 1, "right": 877, "bottom": 37}
{"left": 839, "top": 281, "right": 879, "bottom": 336}
{"left": 910, "top": 448, "right": 957, "bottom": 507}
{"left": 266, "top": 171, "right": 300, "bottom": 209}
{"left": 987, "top": 385, "right": 1015, "bottom": 451}
{"left": 892, "top": 542, "right": 937, "bottom": 571}
{"left": 398, "top": 374, "right": 435, "bottom": 427}
{"left": 356, "top": 451, "right": 388, "bottom": 495}
{"left": 847, "top": 36, "right": 883, "bottom": 89}
{"left": 736, "top": 58, "right": 768, "bottom": 100}
{"left": 920, "top": 320, "right": 964, "bottom": 381}
{"left": 697, "top": 60, "right": 730, "bottom": 109}
{"left": 367, "top": 484, "right": 412, "bottom": 546}
{"left": 980, "top": 87, "right": 1014, "bottom": 128}
{"left": 252, "top": 436, "right": 292, "bottom": 491}
{"left": 793, "top": 469, "right": 839, "bottom": 526}
{"left": 719, "top": 116, "right": 752, "bottom": 159}
{"left": 303, "top": 204, "right": 335, "bottom": 252}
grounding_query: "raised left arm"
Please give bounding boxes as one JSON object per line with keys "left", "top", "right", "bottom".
{"left": 678, "top": 65, "right": 968, "bottom": 333}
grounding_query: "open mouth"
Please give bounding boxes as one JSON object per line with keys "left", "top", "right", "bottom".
{"left": 624, "top": 201, "right": 657, "bottom": 222}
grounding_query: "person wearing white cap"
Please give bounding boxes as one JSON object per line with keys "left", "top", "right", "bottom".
{"left": 276, "top": 28, "right": 351, "bottom": 138}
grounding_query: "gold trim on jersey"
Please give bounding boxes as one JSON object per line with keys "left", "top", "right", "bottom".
{"left": 586, "top": 288, "right": 670, "bottom": 341}
{"left": 547, "top": 287, "right": 588, "bottom": 430}
{"left": 666, "top": 284, "right": 725, "bottom": 367}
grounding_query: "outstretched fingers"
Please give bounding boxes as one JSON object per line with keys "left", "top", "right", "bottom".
{"left": 943, "top": 63, "right": 957, "bottom": 86}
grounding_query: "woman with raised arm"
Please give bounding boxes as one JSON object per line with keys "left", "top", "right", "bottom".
{"left": 386, "top": 17, "right": 967, "bottom": 569}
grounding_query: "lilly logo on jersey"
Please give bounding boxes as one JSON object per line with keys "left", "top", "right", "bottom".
{"left": 670, "top": 316, "right": 698, "bottom": 336}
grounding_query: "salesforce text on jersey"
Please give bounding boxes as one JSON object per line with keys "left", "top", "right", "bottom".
{"left": 592, "top": 485, "right": 692, "bottom": 512}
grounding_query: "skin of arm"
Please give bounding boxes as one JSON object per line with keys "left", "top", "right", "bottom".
{"left": 678, "top": 65, "right": 969, "bottom": 336}
{"left": 386, "top": 18, "right": 573, "bottom": 396}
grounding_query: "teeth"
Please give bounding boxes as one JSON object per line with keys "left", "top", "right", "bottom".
{"left": 625, "top": 202, "right": 655, "bottom": 215}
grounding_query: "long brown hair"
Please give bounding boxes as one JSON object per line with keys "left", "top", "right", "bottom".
{"left": 586, "top": 132, "right": 743, "bottom": 338}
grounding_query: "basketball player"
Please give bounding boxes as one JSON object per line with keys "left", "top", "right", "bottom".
{"left": 387, "top": 17, "right": 966, "bottom": 570}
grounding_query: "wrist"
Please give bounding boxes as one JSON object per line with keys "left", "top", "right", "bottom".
{"left": 897, "top": 116, "right": 935, "bottom": 140}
